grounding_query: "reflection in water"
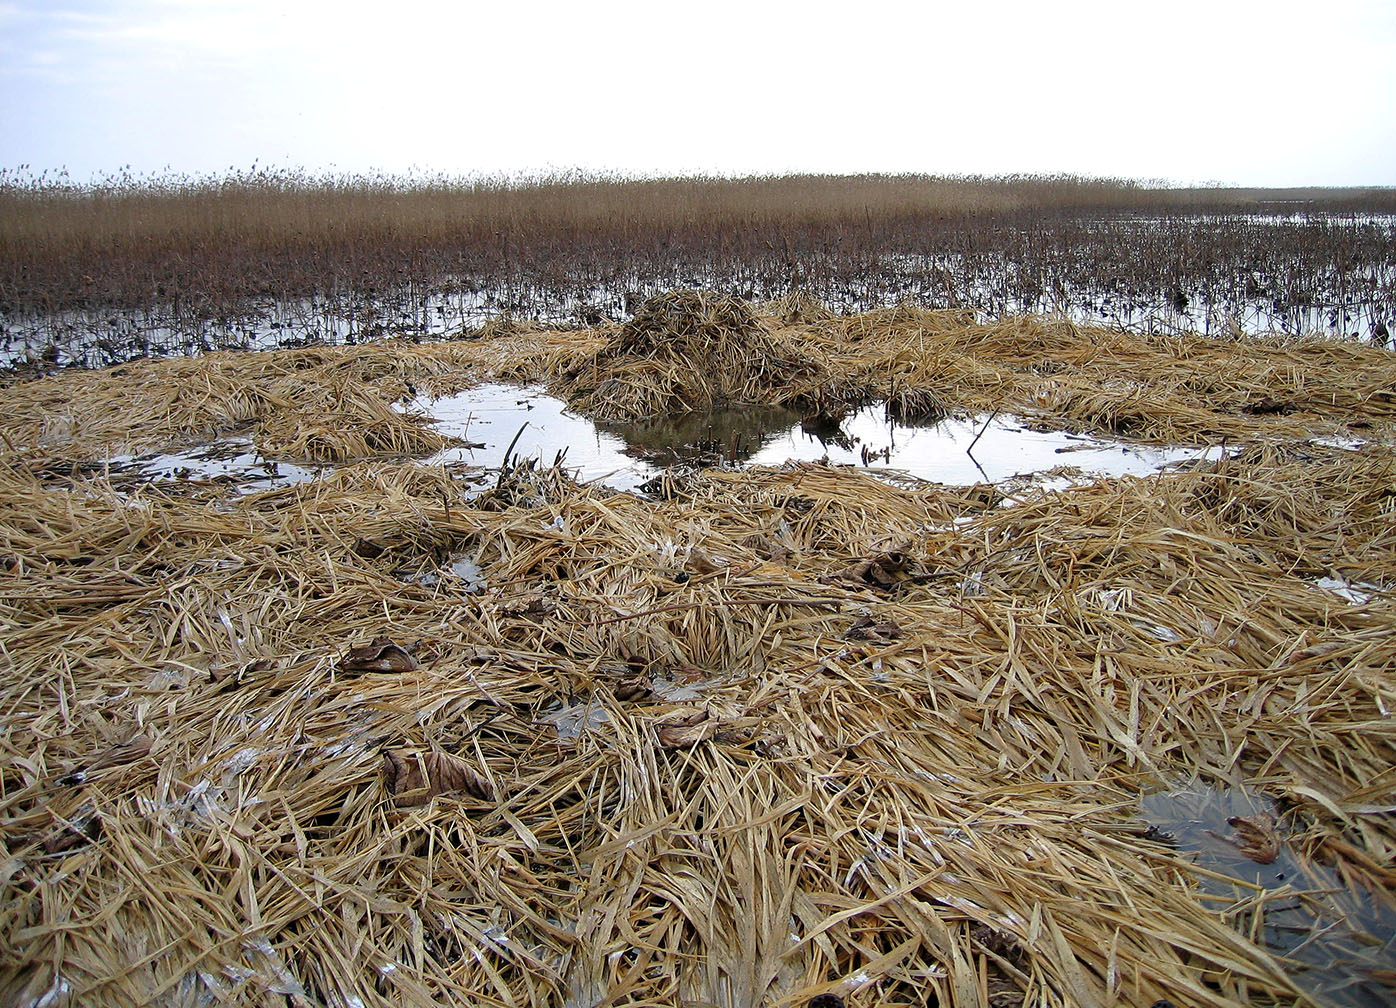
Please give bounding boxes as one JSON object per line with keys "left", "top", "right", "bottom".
{"left": 799, "top": 412, "right": 853, "bottom": 448}
{"left": 87, "top": 382, "right": 1221, "bottom": 497}
{"left": 424, "top": 382, "right": 1218, "bottom": 491}
{"left": 425, "top": 383, "right": 660, "bottom": 490}
{"left": 1139, "top": 781, "right": 1395, "bottom": 1007}
{"left": 595, "top": 404, "right": 804, "bottom": 465}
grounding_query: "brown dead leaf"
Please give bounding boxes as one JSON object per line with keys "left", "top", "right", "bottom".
{"left": 1242, "top": 396, "right": 1292, "bottom": 416}
{"left": 500, "top": 596, "right": 557, "bottom": 619}
{"left": 668, "top": 661, "right": 706, "bottom": 683}
{"left": 744, "top": 534, "right": 791, "bottom": 564}
{"left": 341, "top": 637, "right": 419, "bottom": 673}
{"left": 654, "top": 708, "right": 720, "bottom": 748}
{"left": 614, "top": 675, "right": 653, "bottom": 701}
{"left": 1208, "top": 813, "right": 1281, "bottom": 864}
{"left": 1291, "top": 640, "right": 1345, "bottom": 663}
{"left": 351, "top": 537, "right": 387, "bottom": 559}
{"left": 844, "top": 614, "right": 904, "bottom": 644}
{"left": 823, "top": 549, "right": 930, "bottom": 592}
{"left": 382, "top": 749, "right": 494, "bottom": 806}
{"left": 687, "top": 547, "right": 723, "bottom": 575}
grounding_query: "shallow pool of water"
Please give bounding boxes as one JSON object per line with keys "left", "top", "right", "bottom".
{"left": 422, "top": 383, "right": 1219, "bottom": 491}
{"left": 1139, "top": 780, "right": 1395, "bottom": 1007}
{"left": 424, "top": 384, "right": 660, "bottom": 490}
{"left": 103, "top": 438, "right": 323, "bottom": 494}
{"left": 93, "top": 382, "right": 1223, "bottom": 497}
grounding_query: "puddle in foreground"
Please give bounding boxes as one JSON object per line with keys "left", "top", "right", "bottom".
{"left": 1140, "top": 781, "right": 1395, "bottom": 1007}
{"left": 423, "top": 383, "right": 1219, "bottom": 490}
{"left": 94, "top": 382, "right": 1223, "bottom": 496}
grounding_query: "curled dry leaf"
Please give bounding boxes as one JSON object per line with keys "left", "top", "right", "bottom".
{"left": 382, "top": 749, "right": 494, "bottom": 806}
{"left": 1242, "top": 396, "right": 1292, "bottom": 416}
{"left": 686, "top": 547, "right": 723, "bottom": 575}
{"left": 1208, "top": 813, "right": 1281, "bottom": 864}
{"left": 55, "top": 734, "right": 153, "bottom": 787}
{"left": 1291, "top": 640, "right": 1345, "bottom": 663}
{"left": 351, "top": 537, "right": 387, "bottom": 559}
{"left": 614, "top": 675, "right": 653, "bottom": 702}
{"left": 500, "top": 595, "right": 557, "bottom": 619}
{"left": 844, "top": 614, "right": 904, "bottom": 644}
{"left": 668, "top": 661, "right": 706, "bottom": 683}
{"left": 341, "top": 637, "right": 419, "bottom": 673}
{"left": 824, "top": 549, "right": 930, "bottom": 592}
{"left": 744, "top": 534, "right": 791, "bottom": 564}
{"left": 654, "top": 708, "right": 720, "bottom": 748}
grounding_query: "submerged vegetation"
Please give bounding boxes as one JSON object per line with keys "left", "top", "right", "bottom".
{"left": 2, "top": 301, "right": 1396, "bottom": 1006}
{"left": 2, "top": 169, "right": 1394, "bottom": 366}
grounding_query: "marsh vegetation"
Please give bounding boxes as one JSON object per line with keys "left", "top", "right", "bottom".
{"left": 3, "top": 170, "right": 1394, "bottom": 367}
{"left": 3, "top": 293, "right": 1396, "bottom": 1006}
{"left": 4, "top": 170, "right": 1396, "bottom": 1006}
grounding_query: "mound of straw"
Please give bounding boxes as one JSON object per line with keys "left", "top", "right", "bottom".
{"left": 3, "top": 300, "right": 1396, "bottom": 1008}
{"left": 558, "top": 290, "right": 820, "bottom": 420}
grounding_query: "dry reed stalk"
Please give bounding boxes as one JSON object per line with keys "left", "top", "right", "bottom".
{"left": 2, "top": 305, "right": 1395, "bottom": 1007}
{"left": 6, "top": 169, "right": 1393, "bottom": 340}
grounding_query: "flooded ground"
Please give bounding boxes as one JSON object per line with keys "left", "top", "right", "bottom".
{"left": 1139, "top": 782, "right": 1396, "bottom": 1007}
{"left": 94, "top": 381, "right": 1226, "bottom": 498}
{"left": 422, "top": 383, "right": 1221, "bottom": 491}
{"left": 5, "top": 278, "right": 1387, "bottom": 371}
{"left": 3, "top": 211, "right": 1393, "bottom": 369}
{"left": 99, "top": 438, "right": 323, "bottom": 494}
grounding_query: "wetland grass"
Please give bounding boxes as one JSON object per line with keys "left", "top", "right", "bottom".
{"left": 2, "top": 303, "right": 1396, "bottom": 1006}
{"left": 3, "top": 170, "right": 1394, "bottom": 366}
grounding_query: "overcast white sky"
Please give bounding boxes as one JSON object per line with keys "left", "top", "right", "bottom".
{"left": 1, "top": 0, "right": 1393, "bottom": 186}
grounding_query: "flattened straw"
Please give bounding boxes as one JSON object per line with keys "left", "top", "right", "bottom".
{"left": 2, "top": 303, "right": 1395, "bottom": 1007}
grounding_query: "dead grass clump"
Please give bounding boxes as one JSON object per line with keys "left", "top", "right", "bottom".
{"left": 0, "top": 338, "right": 528, "bottom": 460}
{"left": 885, "top": 383, "right": 948, "bottom": 424}
{"left": 558, "top": 290, "right": 821, "bottom": 419}
{"left": 3, "top": 406, "right": 1396, "bottom": 1007}
{"left": 475, "top": 314, "right": 540, "bottom": 341}
{"left": 253, "top": 382, "right": 452, "bottom": 463}
{"left": 618, "top": 289, "right": 764, "bottom": 346}
{"left": 1045, "top": 380, "right": 1190, "bottom": 439}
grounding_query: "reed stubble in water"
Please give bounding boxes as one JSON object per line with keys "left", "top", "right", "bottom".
{"left": 3, "top": 170, "right": 1394, "bottom": 366}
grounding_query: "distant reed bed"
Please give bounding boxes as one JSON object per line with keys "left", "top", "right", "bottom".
{"left": 2, "top": 168, "right": 1393, "bottom": 362}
